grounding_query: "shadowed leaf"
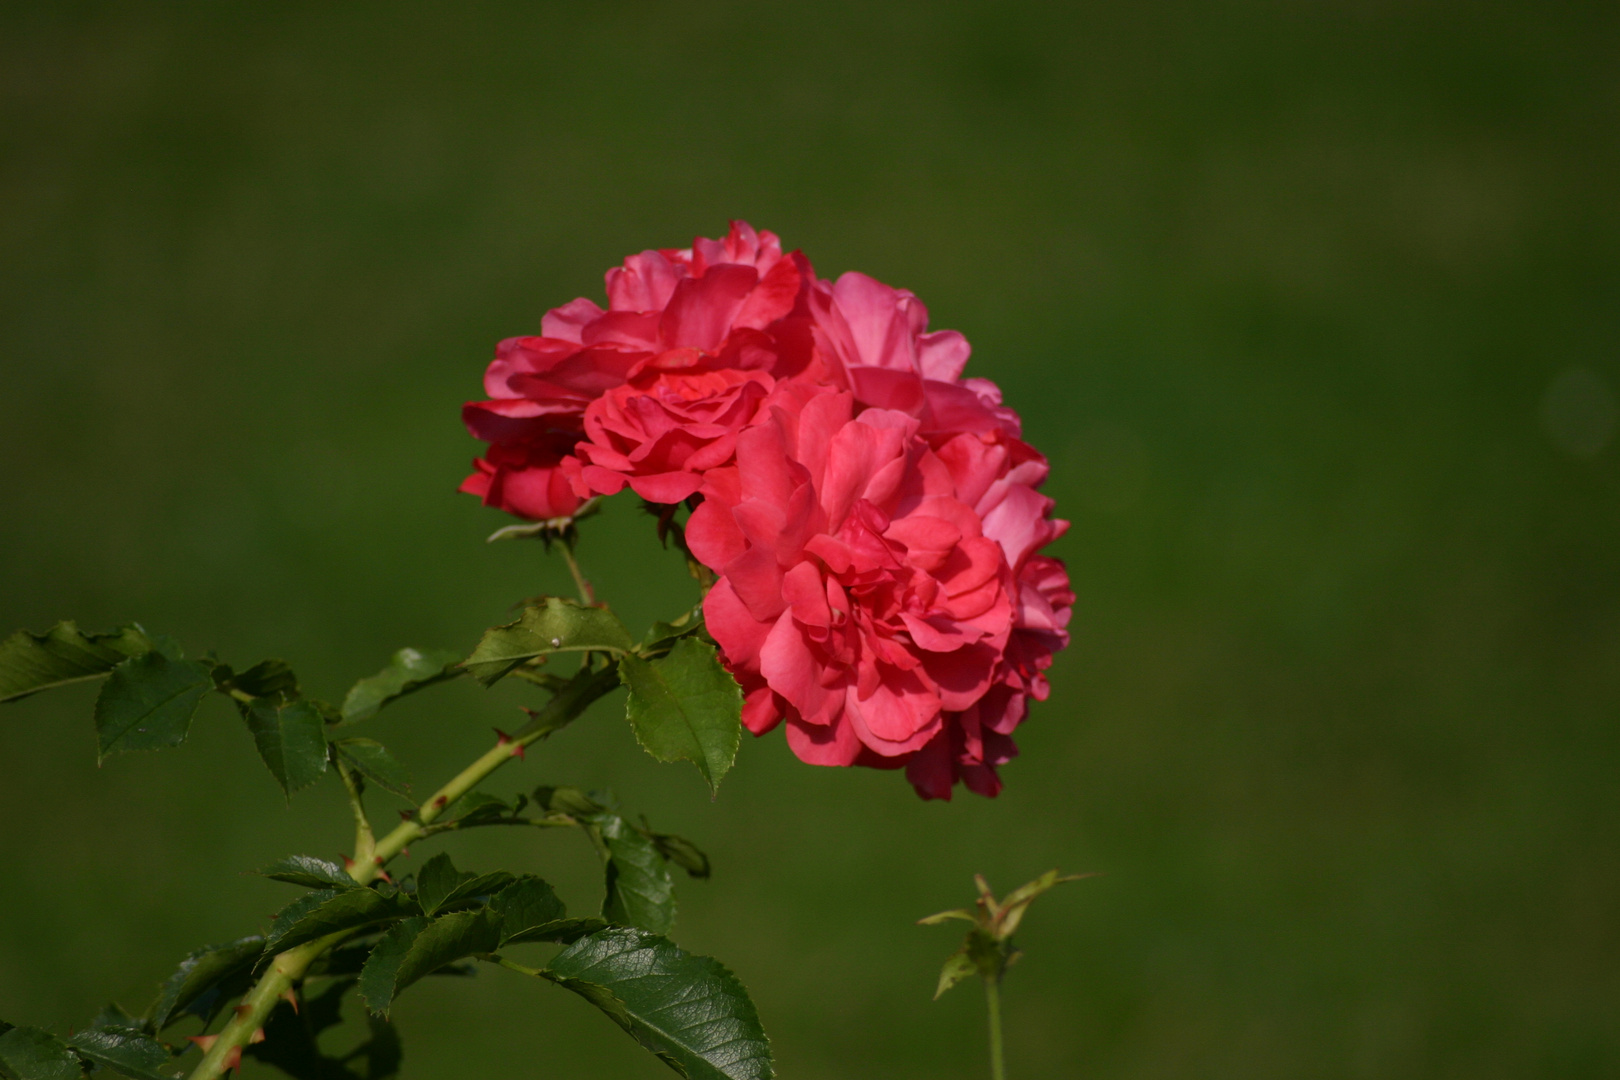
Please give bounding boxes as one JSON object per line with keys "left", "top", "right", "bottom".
{"left": 264, "top": 889, "right": 412, "bottom": 956}
{"left": 340, "top": 648, "right": 462, "bottom": 725}
{"left": 359, "top": 910, "right": 501, "bottom": 1016}
{"left": 333, "top": 739, "right": 413, "bottom": 800}
{"left": 0, "top": 622, "right": 155, "bottom": 704}
{"left": 150, "top": 936, "right": 264, "bottom": 1031}
{"left": 489, "top": 876, "right": 567, "bottom": 946}
{"left": 92, "top": 653, "right": 212, "bottom": 761}
{"left": 598, "top": 816, "right": 675, "bottom": 935}
{"left": 240, "top": 697, "right": 328, "bottom": 797}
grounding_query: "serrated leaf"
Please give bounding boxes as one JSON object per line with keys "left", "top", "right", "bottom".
{"left": 598, "top": 815, "right": 675, "bottom": 935}
{"left": 0, "top": 1027, "right": 82, "bottom": 1080}
{"left": 264, "top": 888, "right": 412, "bottom": 955}
{"left": 83, "top": 1004, "right": 141, "bottom": 1034}
{"left": 442, "top": 791, "right": 514, "bottom": 824}
{"left": 256, "top": 855, "right": 358, "bottom": 891}
{"left": 240, "top": 697, "right": 328, "bottom": 796}
{"left": 91, "top": 653, "right": 212, "bottom": 761}
{"left": 334, "top": 739, "right": 413, "bottom": 799}
{"left": 541, "top": 927, "right": 773, "bottom": 1080}
{"left": 0, "top": 622, "right": 156, "bottom": 704}
{"left": 414, "top": 853, "right": 513, "bottom": 916}
{"left": 65, "top": 1030, "right": 171, "bottom": 1080}
{"left": 359, "top": 910, "right": 501, "bottom": 1016}
{"left": 638, "top": 609, "right": 706, "bottom": 654}
{"left": 340, "top": 648, "right": 462, "bottom": 724}
{"left": 512, "top": 916, "right": 608, "bottom": 945}
{"left": 463, "top": 599, "right": 633, "bottom": 686}
{"left": 620, "top": 638, "right": 742, "bottom": 793}
{"left": 150, "top": 936, "right": 264, "bottom": 1031}
{"left": 490, "top": 876, "right": 567, "bottom": 946}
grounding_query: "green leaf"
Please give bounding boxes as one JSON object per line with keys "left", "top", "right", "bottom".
{"left": 150, "top": 936, "right": 264, "bottom": 1031}
{"left": 489, "top": 876, "right": 567, "bottom": 946}
{"left": 340, "top": 648, "right": 462, "bottom": 724}
{"left": 414, "top": 853, "right": 513, "bottom": 916}
{"left": 218, "top": 659, "right": 299, "bottom": 701}
{"left": 240, "top": 697, "right": 328, "bottom": 796}
{"left": 83, "top": 1004, "right": 141, "bottom": 1034}
{"left": 463, "top": 599, "right": 634, "bottom": 686}
{"left": 932, "top": 950, "right": 978, "bottom": 999}
{"left": 638, "top": 608, "right": 706, "bottom": 655}
{"left": 90, "top": 653, "right": 213, "bottom": 762}
{"left": 256, "top": 855, "right": 358, "bottom": 891}
{"left": 620, "top": 637, "right": 742, "bottom": 793}
{"left": 511, "top": 916, "right": 607, "bottom": 945}
{"left": 0, "top": 1027, "right": 82, "bottom": 1080}
{"left": 542, "top": 927, "right": 773, "bottom": 1080}
{"left": 64, "top": 1030, "right": 171, "bottom": 1080}
{"left": 441, "top": 791, "right": 517, "bottom": 824}
{"left": 264, "top": 888, "right": 412, "bottom": 955}
{"left": 598, "top": 815, "right": 675, "bottom": 935}
{"left": 993, "top": 869, "right": 1096, "bottom": 940}
{"left": 647, "top": 830, "right": 712, "bottom": 880}
{"left": 333, "top": 739, "right": 413, "bottom": 799}
{"left": 359, "top": 910, "right": 502, "bottom": 1016}
{"left": 0, "top": 622, "right": 156, "bottom": 704}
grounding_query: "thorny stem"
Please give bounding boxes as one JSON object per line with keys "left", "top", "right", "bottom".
{"left": 184, "top": 663, "right": 622, "bottom": 1080}
{"left": 985, "top": 974, "right": 1006, "bottom": 1080}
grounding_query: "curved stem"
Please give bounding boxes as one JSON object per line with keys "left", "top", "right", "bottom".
{"left": 184, "top": 664, "right": 621, "bottom": 1080}
{"left": 985, "top": 975, "right": 1006, "bottom": 1080}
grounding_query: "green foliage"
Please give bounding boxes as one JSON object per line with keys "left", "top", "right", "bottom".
{"left": 620, "top": 638, "right": 742, "bottom": 793}
{"left": 256, "top": 855, "right": 359, "bottom": 891}
{"left": 244, "top": 979, "right": 401, "bottom": 1080}
{"left": 340, "top": 648, "right": 462, "bottom": 724}
{"left": 217, "top": 659, "right": 300, "bottom": 701}
{"left": 0, "top": 621, "right": 155, "bottom": 704}
{"left": 462, "top": 598, "right": 633, "bottom": 686}
{"left": 0, "top": 1027, "right": 82, "bottom": 1080}
{"left": 64, "top": 1030, "right": 171, "bottom": 1080}
{"left": 264, "top": 888, "right": 412, "bottom": 955}
{"left": 359, "top": 910, "right": 502, "bottom": 1017}
{"left": 149, "top": 936, "right": 264, "bottom": 1030}
{"left": 414, "top": 853, "right": 515, "bottom": 916}
{"left": 598, "top": 815, "right": 677, "bottom": 935}
{"left": 240, "top": 697, "right": 329, "bottom": 797}
{"left": 333, "top": 738, "right": 413, "bottom": 800}
{"left": 488, "top": 875, "right": 567, "bottom": 945}
{"left": 541, "top": 927, "right": 773, "bottom": 1080}
{"left": 92, "top": 652, "right": 214, "bottom": 762}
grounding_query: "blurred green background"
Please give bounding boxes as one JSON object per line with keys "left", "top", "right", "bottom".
{"left": 3, "top": 2, "right": 1617, "bottom": 1076}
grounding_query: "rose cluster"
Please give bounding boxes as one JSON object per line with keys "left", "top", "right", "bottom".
{"left": 462, "top": 223, "right": 1072, "bottom": 799}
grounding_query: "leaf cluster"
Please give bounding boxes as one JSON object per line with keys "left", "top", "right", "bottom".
{"left": 920, "top": 870, "right": 1096, "bottom": 999}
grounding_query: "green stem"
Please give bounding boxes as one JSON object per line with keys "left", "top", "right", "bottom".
{"left": 558, "top": 542, "right": 595, "bottom": 606}
{"left": 184, "top": 664, "right": 620, "bottom": 1080}
{"left": 985, "top": 975, "right": 1006, "bottom": 1080}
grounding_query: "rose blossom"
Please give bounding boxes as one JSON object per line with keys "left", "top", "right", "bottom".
{"left": 461, "top": 221, "right": 811, "bottom": 517}
{"left": 686, "top": 384, "right": 1070, "bottom": 800}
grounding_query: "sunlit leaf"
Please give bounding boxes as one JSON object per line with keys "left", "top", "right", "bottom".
{"left": 64, "top": 1029, "right": 171, "bottom": 1080}
{"left": 463, "top": 599, "right": 633, "bottom": 686}
{"left": 598, "top": 816, "right": 675, "bottom": 935}
{"left": 620, "top": 638, "right": 742, "bottom": 793}
{"left": 541, "top": 927, "right": 773, "bottom": 1080}
{"left": 240, "top": 697, "right": 328, "bottom": 797}
{"left": 0, "top": 1027, "right": 82, "bottom": 1080}
{"left": 255, "top": 855, "right": 358, "bottom": 891}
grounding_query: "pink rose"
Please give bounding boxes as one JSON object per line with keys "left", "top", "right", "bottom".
{"left": 462, "top": 222, "right": 812, "bottom": 518}
{"left": 687, "top": 384, "right": 1070, "bottom": 799}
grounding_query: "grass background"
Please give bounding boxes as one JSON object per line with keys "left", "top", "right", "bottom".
{"left": 2, "top": 2, "right": 1617, "bottom": 1076}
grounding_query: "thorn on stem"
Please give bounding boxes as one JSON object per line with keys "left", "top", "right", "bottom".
{"left": 249, "top": 1027, "right": 266, "bottom": 1045}
{"left": 187, "top": 1035, "right": 218, "bottom": 1052}
{"left": 280, "top": 988, "right": 300, "bottom": 1015}
{"left": 398, "top": 809, "right": 415, "bottom": 821}
{"left": 233, "top": 1004, "right": 253, "bottom": 1021}
{"left": 223, "top": 1046, "right": 243, "bottom": 1073}
{"left": 494, "top": 727, "right": 526, "bottom": 759}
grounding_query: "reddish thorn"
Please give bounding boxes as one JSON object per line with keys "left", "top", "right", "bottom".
{"left": 341, "top": 854, "right": 357, "bottom": 871}
{"left": 494, "top": 727, "right": 512, "bottom": 745}
{"left": 233, "top": 1004, "right": 253, "bottom": 1021}
{"left": 400, "top": 847, "right": 410, "bottom": 857}
{"left": 432, "top": 794, "right": 448, "bottom": 809}
{"left": 280, "top": 988, "right": 299, "bottom": 1015}
{"left": 249, "top": 1026, "right": 266, "bottom": 1045}
{"left": 187, "top": 1035, "right": 219, "bottom": 1052}
{"left": 223, "top": 1045, "right": 243, "bottom": 1073}
{"left": 398, "top": 809, "right": 415, "bottom": 821}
